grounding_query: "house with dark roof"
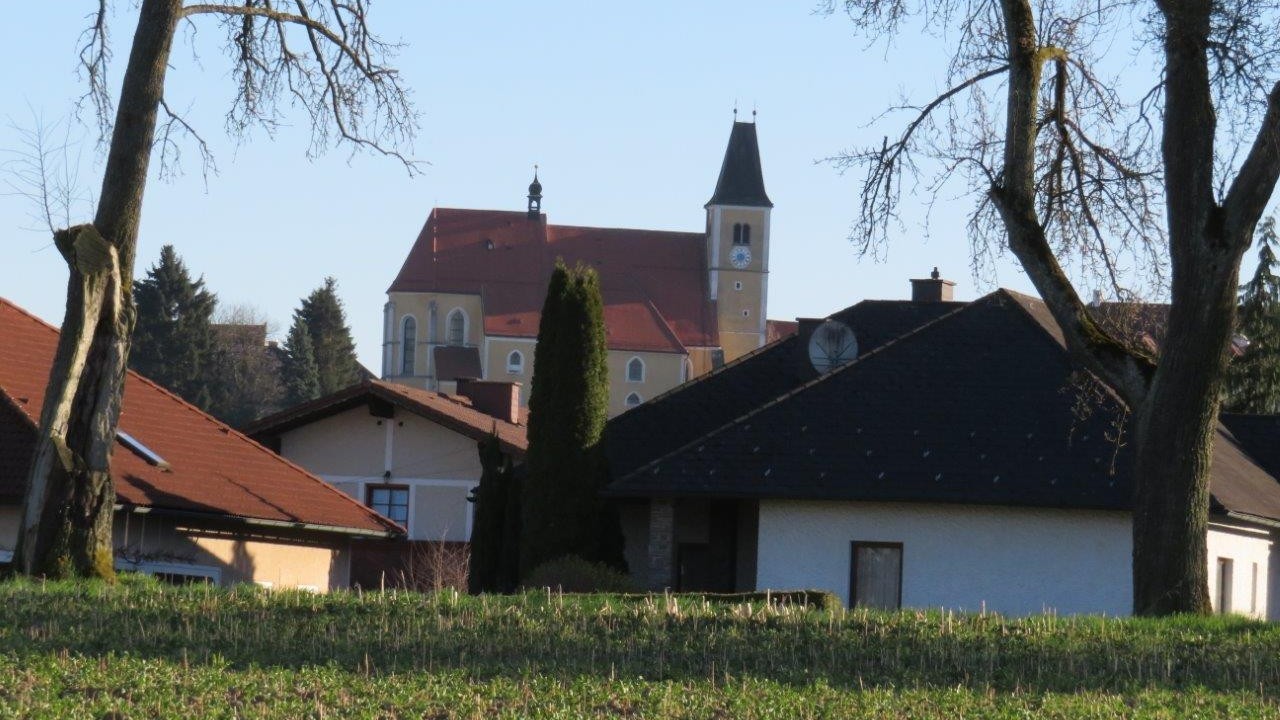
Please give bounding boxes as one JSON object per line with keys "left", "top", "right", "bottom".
{"left": 604, "top": 277, "right": 1280, "bottom": 617}
{"left": 246, "top": 378, "right": 527, "bottom": 589}
{"left": 381, "top": 119, "right": 795, "bottom": 416}
{"left": 0, "top": 298, "right": 402, "bottom": 590}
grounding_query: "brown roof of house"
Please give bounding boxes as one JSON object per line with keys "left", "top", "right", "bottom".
{"left": 246, "top": 379, "right": 528, "bottom": 458}
{"left": 765, "top": 319, "right": 799, "bottom": 343}
{"left": 388, "top": 208, "right": 716, "bottom": 353}
{"left": 607, "top": 290, "right": 1280, "bottom": 522}
{"left": 0, "top": 297, "right": 401, "bottom": 537}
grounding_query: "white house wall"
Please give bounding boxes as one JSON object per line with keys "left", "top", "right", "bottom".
{"left": 1207, "top": 522, "right": 1273, "bottom": 619}
{"left": 756, "top": 500, "right": 1134, "bottom": 616}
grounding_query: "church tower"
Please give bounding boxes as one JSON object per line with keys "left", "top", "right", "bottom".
{"left": 706, "top": 118, "right": 772, "bottom": 362}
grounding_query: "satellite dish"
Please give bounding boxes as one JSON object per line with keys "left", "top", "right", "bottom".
{"left": 808, "top": 319, "right": 858, "bottom": 374}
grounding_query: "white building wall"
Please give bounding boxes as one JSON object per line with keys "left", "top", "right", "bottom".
{"left": 756, "top": 500, "right": 1133, "bottom": 616}
{"left": 1207, "top": 523, "right": 1273, "bottom": 619}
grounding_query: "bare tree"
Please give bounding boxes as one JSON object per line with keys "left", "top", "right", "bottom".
{"left": 17, "top": 0, "right": 417, "bottom": 578}
{"left": 826, "top": 0, "right": 1280, "bottom": 615}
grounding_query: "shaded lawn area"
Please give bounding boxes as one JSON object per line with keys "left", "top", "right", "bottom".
{"left": 0, "top": 577, "right": 1277, "bottom": 718}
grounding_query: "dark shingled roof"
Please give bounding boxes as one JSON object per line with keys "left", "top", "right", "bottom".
{"left": 433, "top": 346, "right": 484, "bottom": 383}
{"left": 1221, "top": 414, "right": 1280, "bottom": 486}
{"left": 605, "top": 298, "right": 964, "bottom": 482}
{"left": 706, "top": 121, "right": 773, "bottom": 208}
{"left": 606, "top": 290, "right": 1280, "bottom": 522}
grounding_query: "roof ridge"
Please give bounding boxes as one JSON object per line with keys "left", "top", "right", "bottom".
{"left": 615, "top": 299, "right": 975, "bottom": 485}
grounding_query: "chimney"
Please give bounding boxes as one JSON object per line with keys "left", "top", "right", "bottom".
{"left": 910, "top": 267, "right": 956, "bottom": 302}
{"left": 457, "top": 379, "right": 521, "bottom": 425}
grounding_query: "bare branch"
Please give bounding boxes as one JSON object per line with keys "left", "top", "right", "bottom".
{"left": 1223, "top": 81, "right": 1280, "bottom": 245}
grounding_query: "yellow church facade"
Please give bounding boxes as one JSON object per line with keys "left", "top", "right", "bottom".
{"left": 381, "top": 120, "right": 791, "bottom": 416}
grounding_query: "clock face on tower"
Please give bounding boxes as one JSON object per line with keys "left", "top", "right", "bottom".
{"left": 730, "top": 245, "right": 752, "bottom": 269}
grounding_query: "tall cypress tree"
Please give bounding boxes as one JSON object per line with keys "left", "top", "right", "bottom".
{"left": 468, "top": 431, "right": 520, "bottom": 594}
{"left": 520, "top": 262, "right": 624, "bottom": 577}
{"left": 280, "top": 314, "right": 322, "bottom": 407}
{"left": 1227, "top": 217, "right": 1280, "bottom": 413}
{"left": 131, "top": 245, "right": 219, "bottom": 409}
{"left": 298, "top": 277, "right": 361, "bottom": 394}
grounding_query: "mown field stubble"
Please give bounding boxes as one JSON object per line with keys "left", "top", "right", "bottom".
{"left": 0, "top": 577, "right": 1276, "bottom": 718}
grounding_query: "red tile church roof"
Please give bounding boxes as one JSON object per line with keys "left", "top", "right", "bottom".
{"left": 0, "top": 297, "right": 400, "bottom": 537}
{"left": 388, "top": 208, "right": 717, "bottom": 353}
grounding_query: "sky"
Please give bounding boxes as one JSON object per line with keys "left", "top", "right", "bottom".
{"left": 0, "top": 3, "right": 1266, "bottom": 371}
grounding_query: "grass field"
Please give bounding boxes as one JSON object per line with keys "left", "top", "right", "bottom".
{"left": 0, "top": 577, "right": 1277, "bottom": 718}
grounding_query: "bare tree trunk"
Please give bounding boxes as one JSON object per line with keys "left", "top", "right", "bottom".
{"left": 16, "top": 0, "right": 183, "bottom": 578}
{"left": 1131, "top": 262, "right": 1239, "bottom": 614}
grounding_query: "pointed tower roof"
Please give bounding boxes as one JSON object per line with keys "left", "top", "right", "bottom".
{"left": 706, "top": 121, "right": 773, "bottom": 208}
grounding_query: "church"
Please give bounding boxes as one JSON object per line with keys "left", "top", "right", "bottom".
{"left": 381, "top": 120, "right": 794, "bottom": 415}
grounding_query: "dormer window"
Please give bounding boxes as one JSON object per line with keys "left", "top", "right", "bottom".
{"left": 733, "top": 223, "right": 751, "bottom": 246}
{"left": 507, "top": 350, "right": 524, "bottom": 374}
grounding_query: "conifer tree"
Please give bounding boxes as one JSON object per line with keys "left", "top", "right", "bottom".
{"left": 520, "top": 262, "right": 625, "bottom": 577}
{"left": 1227, "top": 217, "right": 1280, "bottom": 414}
{"left": 297, "top": 278, "right": 362, "bottom": 395}
{"left": 280, "top": 314, "right": 322, "bottom": 407}
{"left": 131, "top": 245, "right": 218, "bottom": 409}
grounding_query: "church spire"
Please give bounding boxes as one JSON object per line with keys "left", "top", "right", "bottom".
{"left": 706, "top": 119, "right": 772, "bottom": 208}
{"left": 527, "top": 165, "right": 543, "bottom": 219}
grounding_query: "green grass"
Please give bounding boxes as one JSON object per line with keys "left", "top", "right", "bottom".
{"left": 0, "top": 576, "right": 1276, "bottom": 717}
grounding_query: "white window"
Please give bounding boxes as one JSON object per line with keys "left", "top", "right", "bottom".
{"left": 850, "top": 542, "right": 902, "bottom": 610}
{"left": 507, "top": 350, "right": 524, "bottom": 374}
{"left": 447, "top": 309, "right": 466, "bottom": 346}
{"left": 401, "top": 316, "right": 417, "bottom": 375}
{"left": 1216, "top": 557, "right": 1233, "bottom": 614}
{"left": 734, "top": 281, "right": 743, "bottom": 291}
{"left": 369, "top": 485, "right": 410, "bottom": 526}
{"left": 682, "top": 359, "right": 692, "bottom": 382}
{"left": 626, "top": 357, "right": 645, "bottom": 383}
{"left": 625, "top": 392, "right": 642, "bottom": 408}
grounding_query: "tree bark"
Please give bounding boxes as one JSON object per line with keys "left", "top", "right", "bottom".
{"left": 16, "top": 0, "right": 184, "bottom": 578}
{"left": 1126, "top": 0, "right": 1223, "bottom": 616}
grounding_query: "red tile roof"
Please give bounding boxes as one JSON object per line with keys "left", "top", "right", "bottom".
{"left": 388, "top": 209, "right": 717, "bottom": 353}
{"left": 0, "top": 298, "right": 400, "bottom": 537}
{"left": 246, "top": 379, "right": 528, "bottom": 458}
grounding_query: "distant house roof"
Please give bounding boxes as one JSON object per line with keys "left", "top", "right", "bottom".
{"left": 605, "top": 290, "right": 1280, "bottom": 523}
{"left": 246, "top": 379, "right": 528, "bottom": 458}
{"left": 388, "top": 208, "right": 717, "bottom": 353}
{"left": 433, "top": 346, "right": 483, "bottom": 383}
{"left": 0, "top": 297, "right": 400, "bottom": 538}
{"left": 706, "top": 121, "right": 773, "bottom": 208}
{"left": 764, "top": 319, "right": 798, "bottom": 344}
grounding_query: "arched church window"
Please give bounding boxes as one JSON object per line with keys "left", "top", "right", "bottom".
{"left": 627, "top": 357, "right": 645, "bottom": 383}
{"left": 625, "top": 392, "right": 643, "bottom": 408}
{"left": 401, "top": 316, "right": 417, "bottom": 375}
{"left": 507, "top": 350, "right": 524, "bottom": 374}
{"left": 447, "top": 309, "right": 466, "bottom": 346}
{"left": 732, "top": 223, "right": 743, "bottom": 245}
{"left": 741, "top": 224, "right": 751, "bottom": 245}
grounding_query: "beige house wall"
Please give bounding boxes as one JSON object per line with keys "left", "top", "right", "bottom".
{"left": 281, "top": 405, "right": 387, "bottom": 478}
{"left": 275, "top": 407, "right": 482, "bottom": 544}
{"left": 0, "top": 505, "right": 350, "bottom": 591}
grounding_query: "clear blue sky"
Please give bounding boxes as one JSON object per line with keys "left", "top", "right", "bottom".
{"left": 0, "top": 3, "right": 1260, "bottom": 370}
